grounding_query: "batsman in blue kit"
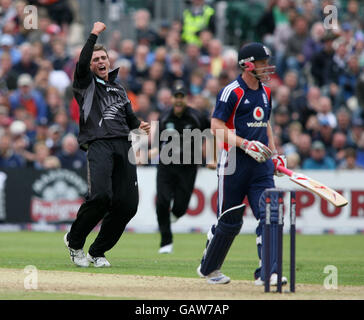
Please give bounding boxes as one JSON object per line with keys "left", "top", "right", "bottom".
{"left": 197, "top": 42, "right": 288, "bottom": 285}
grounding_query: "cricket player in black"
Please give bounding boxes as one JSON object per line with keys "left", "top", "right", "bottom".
{"left": 152, "top": 83, "right": 211, "bottom": 253}
{"left": 64, "top": 22, "right": 150, "bottom": 267}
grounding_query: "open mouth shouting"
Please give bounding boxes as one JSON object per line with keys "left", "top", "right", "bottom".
{"left": 98, "top": 64, "right": 107, "bottom": 74}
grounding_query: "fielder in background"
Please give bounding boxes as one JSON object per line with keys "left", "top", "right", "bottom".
{"left": 64, "top": 22, "right": 150, "bottom": 268}
{"left": 197, "top": 42, "right": 288, "bottom": 284}
{"left": 150, "top": 83, "right": 211, "bottom": 254}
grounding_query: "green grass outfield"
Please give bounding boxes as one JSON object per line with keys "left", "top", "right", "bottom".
{"left": 0, "top": 231, "right": 363, "bottom": 288}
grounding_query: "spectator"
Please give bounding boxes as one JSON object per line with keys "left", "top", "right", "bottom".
{"left": 0, "top": 133, "right": 25, "bottom": 168}
{"left": 141, "top": 79, "right": 158, "bottom": 110}
{"left": 63, "top": 45, "right": 82, "bottom": 80}
{"left": 199, "top": 29, "right": 213, "bottom": 56}
{"left": 116, "top": 58, "right": 141, "bottom": 94}
{"left": 135, "top": 94, "right": 151, "bottom": 122}
{"left": 222, "top": 48, "right": 239, "bottom": 81}
{"left": 272, "top": 85, "right": 293, "bottom": 115}
{"left": 348, "top": 118, "right": 364, "bottom": 148}
{"left": 12, "top": 134, "right": 34, "bottom": 166}
{"left": 53, "top": 108, "right": 78, "bottom": 136}
{"left": 165, "top": 50, "right": 190, "bottom": 89}
{"left": 339, "top": 55, "right": 361, "bottom": 103}
{"left": 34, "top": 0, "right": 74, "bottom": 28}
{"left": 50, "top": 38, "right": 70, "bottom": 70}
{"left": 0, "top": 51, "right": 18, "bottom": 91}
{"left": 131, "top": 44, "right": 150, "bottom": 82}
{"left": 11, "top": 42, "right": 39, "bottom": 77}
{"left": 302, "top": 140, "right": 336, "bottom": 170}
{"left": 338, "top": 147, "right": 361, "bottom": 169}
{"left": 317, "top": 118, "right": 334, "bottom": 150}
{"left": 184, "top": 43, "right": 201, "bottom": 73}
{"left": 45, "top": 123, "right": 63, "bottom": 155}
{"left": 295, "top": 133, "right": 312, "bottom": 164}
{"left": 286, "top": 152, "right": 301, "bottom": 169}
{"left": 208, "top": 38, "right": 224, "bottom": 78}
{"left": 43, "top": 155, "right": 61, "bottom": 169}
{"left": 342, "top": 0, "right": 363, "bottom": 32}
{"left": 273, "top": 106, "right": 291, "bottom": 144}
{"left": 283, "top": 70, "right": 306, "bottom": 120}
{"left": 189, "top": 69, "right": 205, "bottom": 96}
{"left": 153, "top": 46, "right": 168, "bottom": 65}
{"left": 201, "top": 77, "right": 219, "bottom": 109}
{"left": 119, "top": 39, "right": 135, "bottom": 63}
{"left": 107, "top": 30, "right": 122, "bottom": 54}
{"left": 165, "top": 29, "right": 181, "bottom": 52}
{"left": 155, "top": 20, "right": 170, "bottom": 47}
{"left": 298, "top": 86, "right": 320, "bottom": 128}
{"left": 0, "top": 34, "right": 21, "bottom": 65}
{"left": 271, "top": 0, "right": 294, "bottom": 77}
{"left": 316, "top": 96, "right": 337, "bottom": 128}
{"left": 330, "top": 131, "right": 349, "bottom": 166}
{"left": 133, "top": 9, "right": 160, "bottom": 48}
{"left": 148, "top": 61, "right": 167, "bottom": 90}
{"left": 156, "top": 88, "right": 173, "bottom": 113}
{"left": 45, "top": 86, "right": 65, "bottom": 124}
{"left": 9, "top": 73, "right": 48, "bottom": 123}
{"left": 303, "top": 22, "right": 325, "bottom": 63}
{"left": 300, "top": 0, "right": 320, "bottom": 28}
{"left": 335, "top": 107, "right": 352, "bottom": 135}
{"left": 310, "top": 31, "right": 339, "bottom": 88}
{"left": 56, "top": 133, "right": 86, "bottom": 170}
{"left": 0, "top": 0, "right": 16, "bottom": 29}
{"left": 285, "top": 15, "right": 309, "bottom": 72}
{"left": 181, "top": 0, "right": 215, "bottom": 47}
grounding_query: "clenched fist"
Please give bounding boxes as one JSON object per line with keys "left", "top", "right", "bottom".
{"left": 91, "top": 22, "right": 106, "bottom": 36}
{"left": 139, "top": 121, "right": 151, "bottom": 135}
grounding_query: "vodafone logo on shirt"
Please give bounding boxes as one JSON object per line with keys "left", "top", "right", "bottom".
{"left": 253, "top": 107, "right": 264, "bottom": 121}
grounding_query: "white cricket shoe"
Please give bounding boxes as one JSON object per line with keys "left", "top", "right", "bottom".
{"left": 197, "top": 265, "right": 230, "bottom": 284}
{"left": 63, "top": 233, "right": 89, "bottom": 267}
{"left": 254, "top": 273, "right": 288, "bottom": 286}
{"left": 158, "top": 243, "right": 173, "bottom": 254}
{"left": 87, "top": 253, "right": 111, "bottom": 267}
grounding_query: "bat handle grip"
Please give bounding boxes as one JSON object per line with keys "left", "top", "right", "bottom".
{"left": 277, "top": 165, "right": 293, "bottom": 177}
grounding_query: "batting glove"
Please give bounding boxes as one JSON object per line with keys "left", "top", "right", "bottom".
{"left": 272, "top": 153, "right": 287, "bottom": 177}
{"left": 240, "top": 139, "right": 273, "bottom": 163}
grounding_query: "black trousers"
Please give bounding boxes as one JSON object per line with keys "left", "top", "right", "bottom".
{"left": 68, "top": 138, "right": 139, "bottom": 257}
{"left": 156, "top": 164, "right": 197, "bottom": 247}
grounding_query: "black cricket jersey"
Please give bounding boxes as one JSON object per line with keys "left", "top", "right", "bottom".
{"left": 73, "top": 33, "right": 140, "bottom": 151}
{"left": 156, "top": 106, "right": 210, "bottom": 165}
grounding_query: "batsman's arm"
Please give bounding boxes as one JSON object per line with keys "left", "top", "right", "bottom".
{"left": 211, "top": 117, "right": 244, "bottom": 148}
{"left": 267, "top": 121, "right": 277, "bottom": 154}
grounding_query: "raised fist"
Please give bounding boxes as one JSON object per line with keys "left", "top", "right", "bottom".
{"left": 92, "top": 22, "right": 106, "bottom": 36}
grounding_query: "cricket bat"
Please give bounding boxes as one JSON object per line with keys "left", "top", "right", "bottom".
{"left": 277, "top": 166, "right": 348, "bottom": 207}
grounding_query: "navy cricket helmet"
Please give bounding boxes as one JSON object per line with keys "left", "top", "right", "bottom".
{"left": 238, "top": 42, "right": 275, "bottom": 81}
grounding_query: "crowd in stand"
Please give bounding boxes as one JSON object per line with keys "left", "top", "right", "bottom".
{"left": 0, "top": 0, "right": 363, "bottom": 170}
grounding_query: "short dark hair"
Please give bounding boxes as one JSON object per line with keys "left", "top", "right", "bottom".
{"left": 93, "top": 44, "right": 108, "bottom": 57}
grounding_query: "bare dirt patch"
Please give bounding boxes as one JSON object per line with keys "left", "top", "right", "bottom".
{"left": 0, "top": 268, "right": 363, "bottom": 300}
